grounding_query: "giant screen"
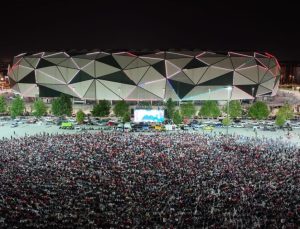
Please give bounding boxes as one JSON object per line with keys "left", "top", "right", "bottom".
{"left": 134, "top": 109, "right": 165, "bottom": 123}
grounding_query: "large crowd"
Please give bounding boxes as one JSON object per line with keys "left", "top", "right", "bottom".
{"left": 0, "top": 132, "right": 299, "bottom": 228}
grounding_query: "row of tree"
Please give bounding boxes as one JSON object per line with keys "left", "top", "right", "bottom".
{"left": 0, "top": 95, "right": 294, "bottom": 127}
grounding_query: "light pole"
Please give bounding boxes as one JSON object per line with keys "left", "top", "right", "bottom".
{"left": 251, "top": 87, "right": 255, "bottom": 104}
{"left": 226, "top": 86, "right": 232, "bottom": 136}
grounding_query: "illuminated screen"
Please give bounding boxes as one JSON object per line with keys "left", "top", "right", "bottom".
{"left": 134, "top": 109, "right": 165, "bottom": 123}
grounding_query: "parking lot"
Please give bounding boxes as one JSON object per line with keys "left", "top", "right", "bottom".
{"left": 1, "top": 119, "right": 300, "bottom": 147}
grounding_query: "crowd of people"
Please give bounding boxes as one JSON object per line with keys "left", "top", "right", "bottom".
{"left": 0, "top": 131, "right": 299, "bottom": 228}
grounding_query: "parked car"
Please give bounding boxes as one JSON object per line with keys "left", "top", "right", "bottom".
{"left": 203, "top": 125, "right": 214, "bottom": 131}
{"left": 10, "top": 123, "right": 18, "bottom": 128}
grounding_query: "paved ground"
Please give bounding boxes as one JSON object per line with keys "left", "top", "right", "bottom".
{"left": 1, "top": 123, "right": 300, "bottom": 147}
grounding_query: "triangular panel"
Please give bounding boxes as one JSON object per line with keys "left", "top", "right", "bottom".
{"left": 231, "top": 86, "right": 253, "bottom": 100}
{"left": 233, "top": 72, "right": 256, "bottom": 85}
{"left": 82, "top": 80, "right": 96, "bottom": 99}
{"left": 16, "top": 65, "right": 34, "bottom": 81}
{"left": 230, "top": 57, "right": 252, "bottom": 69}
{"left": 199, "top": 67, "right": 232, "bottom": 84}
{"left": 112, "top": 54, "right": 136, "bottom": 69}
{"left": 19, "top": 71, "right": 36, "bottom": 83}
{"left": 183, "top": 67, "right": 208, "bottom": 84}
{"left": 125, "top": 58, "right": 149, "bottom": 69}
{"left": 95, "top": 80, "right": 121, "bottom": 100}
{"left": 152, "top": 61, "right": 166, "bottom": 76}
{"left": 98, "top": 71, "right": 136, "bottom": 85}
{"left": 38, "top": 66, "right": 65, "bottom": 83}
{"left": 24, "top": 57, "right": 40, "bottom": 68}
{"left": 139, "top": 67, "right": 165, "bottom": 84}
{"left": 70, "top": 79, "right": 94, "bottom": 98}
{"left": 58, "top": 58, "right": 79, "bottom": 69}
{"left": 73, "top": 58, "right": 94, "bottom": 68}
{"left": 165, "top": 60, "right": 181, "bottom": 77}
{"left": 167, "top": 57, "right": 193, "bottom": 69}
{"left": 95, "top": 61, "right": 120, "bottom": 77}
{"left": 96, "top": 55, "right": 121, "bottom": 69}
{"left": 236, "top": 66, "right": 259, "bottom": 83}
{"left": 69, "top": 71, "right": 94, "bottom": 84}
{"left": 168, "top": 80, "right": 194, "bottom": 99}
{"left": 57, "top": 66, "right": 80, "bottom": 83}
{"left": 124, "top": 66, "right": 149, "bottom": 84}
{"left": 81, "top": 61, "right": 95, "bottom": 77}
{"left": 165, "top": 81, "right": 180, "bottom": 101}
{"left": 199, "top": 72, "right": 233, "bottom": 86}
{"left": 36, "top": 59, "right": 56, "bottom": 68}
{"left": 169, "top": 72, "right": 194, "bottom": 84}
{"left": 127, "top": 87, "right": 162, "bottom": 100}
{"left": 257, "top": 85, "right": 271, "bottom": 96}
{"left": 99, "top": 80, "right": 136, "bottom": 99}
{"left": 36, "top": 69, "right": 65, "bottom": 84}
{"left": 261, "top": 79, "right": 275, "bottom": 90}
{"left": 39, "top": 84, "right": 78, "bottom": 97}
{"left": 140, "top": 79, "right": 166, "bottom": 99}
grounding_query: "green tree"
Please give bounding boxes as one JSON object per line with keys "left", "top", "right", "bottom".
{"left": 222, "top": 117, "right": 231, "bottom": 126}
{"left": 10, "top": 95, "right": 25, "bottom": 118}
{"left": 275, "top": 113, "right": 286, "bottom": 127}
{"left": 199, "top": 101, "right": 221, "bottom": 118}
{"left": 277, "top": 103, "right": 293, "bottom": 120}
{"left": 0, "top": 95, "right": 7, "bottom": 113}
{"left": 113, "top": 100, "right": 129, "bottom": 118}
{"left": 164, "top": 98, "right": 176, "bottom": 120}
{"left": 51, "top": 98, "right": 61, "bottom": 116}
{"left": 173, "top": 110, "right": 182, "bottom": 125}
{"left": 122, "top": 112, "right": 131, "bottom": 122}
{"left": 51, "top": 94, "right": 73, "bottom": 116}
{"left": 92, "top": 100, "right": 111, "bottom": 117}
{"left": 224, "top": 100, "right": 242, "bottom": 118}
{"left": 60, "top": 94, "right": 72, "bottom": 116}
{"left": 180, "top": 101, "right": 196, "bottom": 118}
{"left": 33, "top": 99, "right": 47, "bottom": 118}
{"left": 76, "top": 109, "right": 85, "bottom": 124}
{"left": 248, "top": 101, "right": 269, "bottom": 120}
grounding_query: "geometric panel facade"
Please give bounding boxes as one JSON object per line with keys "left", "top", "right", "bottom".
{"left": 8, "top": 51, "right": 281, "bottom": 101}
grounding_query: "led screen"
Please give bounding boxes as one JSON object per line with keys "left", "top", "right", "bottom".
{"left": 134, "top": 109, "right": 165, "bottom": 123}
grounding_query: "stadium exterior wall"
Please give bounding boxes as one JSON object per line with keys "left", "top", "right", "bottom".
{"left": 8, "top": 51, "right": 281, "bottom": 101}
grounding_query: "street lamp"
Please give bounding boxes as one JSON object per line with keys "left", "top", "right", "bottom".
{"left": 251, "top": 87, "right": 255, "bottom": 104}
{"left": 226, "top": 86, "right": 232, "bottom": 136}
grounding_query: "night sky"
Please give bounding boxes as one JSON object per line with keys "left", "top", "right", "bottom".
{"left": 1, "top": 0, "right": 300, "bottom": 63}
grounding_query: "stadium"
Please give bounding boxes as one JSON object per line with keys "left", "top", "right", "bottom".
{"left": 8, "top": 51, "right": 280, "bottom": 101}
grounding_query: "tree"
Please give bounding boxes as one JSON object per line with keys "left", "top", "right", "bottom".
{"left": 33, "top": 99, "right": 47, "bottom": 118}
{"left": 51, "top": 98, "right": 61, "bottom": 116}
{"left": 91, "top": 100, "right": 111, "bottom": 117}
{"left": 60, "top": 94, "right": 72, "bottom": 116}
{"left": 165, "top": 98, "right": 176, "bottom": 120}
{"left": 275, "top": 113, "right": 286, "bottom": 127}
{"left": 51, "top": 94, "right": 73, "bottom": 116}
{"left": 173, "top": 110, "right": 182, "bottom": 125}
{"left": 122, "top": 112, "right": 131, "bottom": 122}
{"left": 199, "top": 101, "right": 221, "bottom": 118}
{"left": 10, "top": 95, "right": 25, "bottom": 118}
{"left": 222, "top": 117, "right": 231, "bottom": 126}
{"left": 224, "top": 100, "right": 242, "bottom": 119}
{"left": 113, "top": 100, "right": 129, "bottom": 118}
{"left": 76, "top": 109, "right": 85, "bottom": 124}
{"left": 277, "top": 103, "right": 293, "bottom": 120}
{"left": 248, "top": 101, "right": 269, "bottom": 120}
{"left": 180, "top": 101, "right": 196, "bottom": 118}
{"left": 0, "top": 95, "right": 7, "bottom": 113}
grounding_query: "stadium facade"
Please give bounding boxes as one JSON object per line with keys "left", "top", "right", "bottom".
{"left": 8, "top": 51, "right": 280, "bottom": 101}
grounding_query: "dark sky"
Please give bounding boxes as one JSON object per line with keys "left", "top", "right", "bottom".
{"left": 1, "top": 0, "right": 300, "bottom": 63}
